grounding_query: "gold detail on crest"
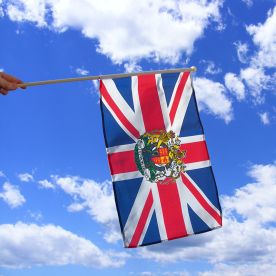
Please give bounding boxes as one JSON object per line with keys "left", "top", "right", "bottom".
{"left": 134, "top": 130, "right": 186, "bottom": 183}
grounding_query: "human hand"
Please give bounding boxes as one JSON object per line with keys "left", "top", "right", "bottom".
{"left": 0, "top": 72, "right": 25, "bottom": 95}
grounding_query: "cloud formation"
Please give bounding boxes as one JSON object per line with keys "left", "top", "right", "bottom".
{"left": 246, "top": 7, "right": 276, "bottom": 68}
{"left": 17, "top": 172, "right": 34, "bottom": 182}
{"left": 241, "top": 0, "right": 253, "bottom": 8}
{"left": 0, "top": 171, "right": 6, "bottom": 178}
{"left": 224, "top": 72, "right": 245, "bottom": 101}
{"left": 240, "top": 66, "right": 271, "bottom": 103}
{"left": 0, "top": 0, "right": 3, "bottom": 17}
{"left": 75, "top": 68, "right": 90, "bottom": 76}
{"left": 0, "top": 182, "right": 26, "bottom": 208}
{"left": 193, "top": 77, "right": 233, "bottom": 123}
{"left": 52, "top": 175, "right": 121, "bottom": 243}
{"left": 38, "top": 179, "right": 55, "bottom": 189}
{"left": 234, "top": 41, "right": 249, "bottom": 64}
{"left": 6, "top": 0, "right": 47, "bottom": 26}
{"left": 202, "top": 60, "right": 222, "bottom": 75}
{"left": 226, "top": 7, "right": 276, "bottom": 104}
{"left": 3, "top": 0, "right": 223, "bottom": 64}
{"left": 259, "top": 112, "right": 270, "bottom": 125}
{"left": 0, "top": 222, "right": 126, "bottom": 268}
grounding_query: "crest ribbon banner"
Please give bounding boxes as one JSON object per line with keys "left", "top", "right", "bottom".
{"left": 99, "top": 71, "right": 222, "bottom": 247}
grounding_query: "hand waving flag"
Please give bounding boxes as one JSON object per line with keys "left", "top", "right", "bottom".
{"left": 99, "top": 71, "right": 222, "bottom": 248}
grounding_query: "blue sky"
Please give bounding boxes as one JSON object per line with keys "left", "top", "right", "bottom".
{"left": 0, "top": 0, "right": 276, "bottom": 275}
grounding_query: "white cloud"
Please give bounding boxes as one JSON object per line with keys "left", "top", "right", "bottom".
{"left": 124, "top": 61, "right": 142, "bottom": 73}
{"left": 27, "top": 210, "right": 43, "bottom": 221}
{"left": 0, "top": 0, "right": 3, "bottom": 17}
{"left": 193, "top": 77, "right": 233, "bottom": 123}
{"left": 230, "top": 8, "right": 276, "bottom": 103}
{"left": 103, "top": 229, "right": 122, "bottom": 244}
{"left": 53, "top": 176, "right": 117, "bottom": 224}
{"left": 206, "top": 63, "right": 221, "bottom": 75}
{"left": 224, "top": 72, "right": 245, "bottom": 101}
{"left": 202, "top": 60, "right": 222, "bottom": 75}
{"left": 163, "top": 273, "right": 191, "bottom": 276}
{"left": 4, "top": 0, "right": 223, "bottom": 64}
{"left": 67, "top": 202, "right": 85, "bottom": 212}
{"left": 259, "top": 112, "right": 270, "bottom": 125}
{"left": 137, "top": 272, "right": 191, "bottom": 276}
{"left": 6, "top": 0, "right": 47, "bottom": 27}
{"left": 234, "top": 41, "right": 249, "bottom": 63}
{"left": 240, "top": 66, "right": 271, "bottom": 102}
{"left": 38, "top": 179, "right": 55, "bottom": 189}
{"left": 75, "top": 68, "right": 90, "bottom": 76}
{"left": 18, "top": 172, "right": 34, "bottom": 182}
{"left": 246, "top": 7, "right": 276, "bottom": 68}
{"left": 52, "top": 175, "right": 121, "bottom": 243}
{"left": 92, "top": 79, "right": 99, "bottom": 88}
{"left": 0, "top": 222, "right": 126, "bottom": 268}
{"left": 139, "top": 162, "right": 276, "bottom": 275}
{"left": 200, "top": 263, "right": 276, "bottom": 276}
{"left": 0, "top": 171, "right": 6, "bottom": 178}
{"left": 241, "top": 0, "right": 253, "bottom": 7}
{"left": 0, "top": 182, "right": 26, "bottom": 208}
{"left": 223, "top": 163, "right": 276, "bottom": 224}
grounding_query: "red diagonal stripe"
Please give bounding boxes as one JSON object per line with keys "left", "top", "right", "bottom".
{"left": 138, "top": 75, "right": 166, "bottom": 132}
{"left": 169, "top": 72, "right": 190, "bottom": 124}
{"left": 100, "top": 81, "right": 140, "bottom": 139}
{"left": 108, "top": 151, "right": 137, "bottom": 175}
{"left": 181, "top": 173, "right": 222, "bottom": 225}
{"left": 158, "top": 181, "right": 187, "bottom": 239}
{"left": 180, "top": 141, "right": 210, "bottom": 164}
{"left": 128, "top": 191, "right": 153, "bottom": 248}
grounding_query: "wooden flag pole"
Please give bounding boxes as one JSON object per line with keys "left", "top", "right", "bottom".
{"left": 17, "top": 66, "right": 197, "bottom": 88}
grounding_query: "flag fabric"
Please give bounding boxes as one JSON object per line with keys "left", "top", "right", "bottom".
{"left": 99, "top": 71, "right": 222, "bottom": 248}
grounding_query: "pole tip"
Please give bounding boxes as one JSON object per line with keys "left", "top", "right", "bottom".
{"left": 190, "top": 66, "right": 197, "bottom": 72}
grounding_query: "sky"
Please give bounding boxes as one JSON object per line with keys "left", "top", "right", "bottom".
{"left": 0, "top": 0, "right": 276, "bottom": 275}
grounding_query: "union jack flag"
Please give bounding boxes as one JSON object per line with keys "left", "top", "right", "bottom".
{"left": 99, "top": 71, "right": 222, "bottom": 248}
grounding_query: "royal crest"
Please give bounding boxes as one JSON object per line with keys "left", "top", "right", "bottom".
{"left": 134, "top": 130, "right": 186, "bottom": 183}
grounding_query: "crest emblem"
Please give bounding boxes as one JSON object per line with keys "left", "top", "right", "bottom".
{"left": 134, "top": 130, "right": 186, "bottom": 183}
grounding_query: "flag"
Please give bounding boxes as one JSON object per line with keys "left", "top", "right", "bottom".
{"left": 99, "top": 71, "right": 222, "bottom": 248}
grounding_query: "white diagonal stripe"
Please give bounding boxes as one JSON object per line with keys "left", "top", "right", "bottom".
{"left": 132, "top": 76, "right": 146, "bottom": 135}
{"left": 156, "top": 74, "right": 171, "bottom": 131}
{"left": 102, "top": 79, "right": 144, "bottom": 140}
{"left": 168, "top": 72, "right": 183, "bottom": 112}
{"left": 180, "top": 134, "right": 205, "bottom": 144}
{"left": 176, "top": 178, "right": 194, "bottom": 235}
{"left": 150, "top": 182, "right": 168, "bottom": 241}
{"left": 107, "top": 143, "right": 136, "bottom": 154}
{"left": 138, "top": 204, "right": 154, "bottom": 246}
{"left": 185, "top": 160, "right": 211, "bottom": 171}
{"left": 124, "top": 178, "right": 151, "bottom": 247}
{"left": 170, "top": 75, "right": 193, "bottom": 136}
{"left": 103, "top": 79, "right": 137, "bottom": 125}
{"left": 184, "top": 172, "right": 221, "bottom": 216}
{"left": 182, "top": 180, "right": 221, "bottom": 229}
{"left": 102, "top": 96, "right": 138, "bottom": 142}
{"left": 112, "top": 171, "right": 142, "bottom": 182}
